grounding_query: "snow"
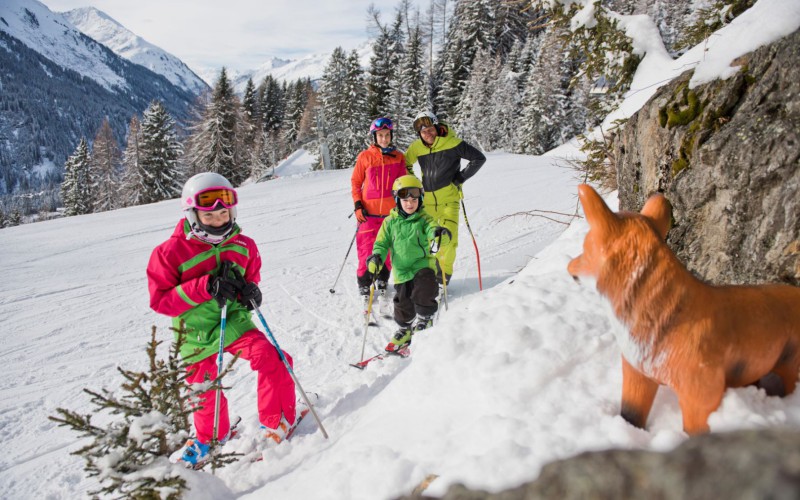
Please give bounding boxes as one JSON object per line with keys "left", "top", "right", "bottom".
{"left": 0, "top": 0, "right": 127, "bottom": 91}
{"left": 62, "top": 7, "right": 208, "bottom": 95}
{"left": 3, "top": 144, "right": 800, "bottom": 499}
{"left": 2, "top": 1, "right": 799, "bottom": 499}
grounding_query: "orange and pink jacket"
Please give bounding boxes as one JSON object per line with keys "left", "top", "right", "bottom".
{"left": 350, "top": 144, "right": 408, "bottom": 217}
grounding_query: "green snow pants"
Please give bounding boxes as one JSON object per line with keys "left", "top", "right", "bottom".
{"left": 423, "top": 183, "right": 461, "bottom": 278}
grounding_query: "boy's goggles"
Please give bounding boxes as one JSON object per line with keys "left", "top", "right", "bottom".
{"left": 413, "top": 116, "right": 436, "bottom": 133}
{"left": 193, "top": 187, "right": 238, "bottom": 211}
{"left": 396, "top": 187, "right": 422, "bottom": 200}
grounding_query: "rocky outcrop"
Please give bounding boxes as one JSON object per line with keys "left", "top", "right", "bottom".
{"left": 400, "top": 429, "right": 800, "bottom": 499}
{"left": 615, "top": 29, "right": 800, "bottom": 286}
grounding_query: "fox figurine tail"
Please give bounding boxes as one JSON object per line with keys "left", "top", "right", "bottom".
{"left": 568, "top": 184, "right": 800, "bottom": 434}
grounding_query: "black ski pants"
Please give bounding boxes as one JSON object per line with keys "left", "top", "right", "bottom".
{"left": 393, "top": 267, "right": 438, "bottom": 326}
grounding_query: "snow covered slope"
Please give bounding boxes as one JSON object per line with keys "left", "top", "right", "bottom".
{"left": 0, "top": 0, "right": 127, "bottom": 90}
{"left": 2, "top": 148, "right": 799, "bottom": 500}
{"left": 62, "top": 7, "right": 209, "bottom": 95}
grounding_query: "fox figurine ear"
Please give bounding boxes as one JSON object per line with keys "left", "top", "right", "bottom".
{"left": 640, "top": 193, "right": 672, "bottom": 240}
{"left": 577, "top": 184, "right": 619, "bottom": 235}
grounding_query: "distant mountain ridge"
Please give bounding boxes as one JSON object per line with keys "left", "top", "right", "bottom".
{"left": 62, "top": 7, "right": 209, "bottom": 96}
{"left": 0, "top": 0, "right": 197, "bottom": 201}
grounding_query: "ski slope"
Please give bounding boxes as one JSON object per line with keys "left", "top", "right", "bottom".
{"left": 2, "top": 147, "right": 800, "bottom": 500}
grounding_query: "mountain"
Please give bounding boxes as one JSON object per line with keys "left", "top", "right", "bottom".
{"left": 231, "top": 42, "right": 372, "bottom": 92}
{"left": 62, "top": 7, "right": 209, "bottom": 96}
{"left": 0, "top": 0, "right": 198, "bottom": 202}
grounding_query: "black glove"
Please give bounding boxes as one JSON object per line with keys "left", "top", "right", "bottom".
{"left": 453, "top": 171, "right": 466, "bottom": 188}
{"left": 239, "top": 282, "right": 262, "bottom": 310}
{"left": 207, "top": 262, "right": 240, "bottom": 307}
{"left": 366, "top": 254, "right": 383, "bottom": 275}
{"left": 231, "top": 267, "right": 262, "bottom": 310}
{"left": 434, "top": 226, "right": 452, "bottom": 241}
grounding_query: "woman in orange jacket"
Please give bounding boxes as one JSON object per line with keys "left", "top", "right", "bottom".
{"left": 350, "top": 117, "right": 408, "bottom": 306}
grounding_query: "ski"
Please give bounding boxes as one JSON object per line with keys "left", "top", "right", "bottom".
{"left": 350, "top": 346, "right": 410, "bottom": 369}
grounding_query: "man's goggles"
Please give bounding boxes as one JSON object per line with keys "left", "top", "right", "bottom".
{"left": 413, "top": 116, "right": 436, "bottom": 133}
{"left": 193, "top": 187, "right": 238, "bottom": 211}
{"left": 396, "top": 187, "right": 422, "bottom": 200}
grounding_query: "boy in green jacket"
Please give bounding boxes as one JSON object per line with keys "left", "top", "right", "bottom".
{"left": 367, "top": 175, "right": 451, "bottom": 353}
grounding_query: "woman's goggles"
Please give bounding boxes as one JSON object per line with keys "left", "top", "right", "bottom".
{"left": 413, "top": 116, "right": 436, "bottom": 133}
{"left": 193, "top": 187, "right": 238, "bottom": 211}
{"left": 370, "top": 117, "right": 394, "bottom": 132}
{"left": 396, "top": 187, "right": 422, "bottom": 200}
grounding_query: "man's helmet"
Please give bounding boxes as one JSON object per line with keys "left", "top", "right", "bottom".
{"left": 392, "top": 175, "right": 424, "bottom": 209}
{"left": 412, "top": 111, "right": 438, "bottom": 133}
{"left": 181, "top": 172, "right": 238, "bottom": 244}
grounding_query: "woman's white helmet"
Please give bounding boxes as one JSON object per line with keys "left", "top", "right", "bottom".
{"left": 181, "top": 172, "right": 238, "bottom": 244}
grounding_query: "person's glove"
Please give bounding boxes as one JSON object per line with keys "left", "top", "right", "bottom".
{"left": 367, "top": 254, "right": 382, "bottom": 274}
{"left": 354, "top": 201, "right": 367, "bottom": 223}
{"left": 431, "top": 227, "right": 452, "bottom": 254}
{"left": 230, "top": 267, "right": 262, "bottom": 310}
{"left": 239, "top": 282, "right": 262, "bottom": 310}
{"left": 207, "top": 262, "right": 240, "bottom": 306}
{"left": 453, "top": 171, "right": 466, "bottom": 188}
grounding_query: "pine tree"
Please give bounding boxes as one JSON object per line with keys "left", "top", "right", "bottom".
{"left": 140, "top": 100, "right": 183, "bottom": 204}
{"left": 119, "top": 115, "right": 145, "bottom": 207}
{"left": 389, "top": 23, "right": 430, "bottom": 149}
{"left": 516, "top": 26, "right": 572, "bottom": 154}
{"left": 454, "top": 48, "right": 498, "bottom": 149}
{"left": 49, "top": 325, "right": 240, "bottom": 497}
{"left": 60, "top": 138, "right": 92, "bottom": 216}
{"left": 184, "top": 68, "right": 246, "bottom": 186}
{"left": 434, "top": 0, "right": 495, "bottom": 119}
{"left": 90, "top": 118, "right": 121, "bottom": 213}
{"left": 319, "top": 48, "right": 367, "bottom": 169}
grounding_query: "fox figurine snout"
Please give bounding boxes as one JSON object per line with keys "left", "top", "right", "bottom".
{"left": 568, "top": 184, "right": 800, "bottom": 434}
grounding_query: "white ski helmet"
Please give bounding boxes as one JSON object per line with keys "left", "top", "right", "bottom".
{"left": 412, "top": 111, "right": 438, "bottom": 133}
{"left": 181, "top": 172, "right": 238, "bottom": 244}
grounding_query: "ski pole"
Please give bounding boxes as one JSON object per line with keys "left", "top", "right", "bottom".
{"left": 212, "top": 304, "right": 227, "bottom": 448}
{"left": 460, "top": 196, "right": 483, "bottom": 291}
{"left": 358, "top": 280, "right": 377, "bottom": 364}
{"left": 251, "top": 304, "right": 329, "bottom": 439}
{"left": 329, "top": 223, "right": 358, "bottom": 294}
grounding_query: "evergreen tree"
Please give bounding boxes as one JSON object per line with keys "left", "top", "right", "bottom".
{"left": 49, "top": 325, "right": 239, "bottom": 498}
{"left": 119, "top": 115, "right": 145, "bottom": 207}
{"left": 454, "top": 48, "right": 497, "bottom": 149}
{"left": 140, "top": 100, "right": 183, "bottom": 204}
{"left": 319, "top": 48, "right": 367, "bottom": 169}
{"left": 389, "top": 23, "right": 430, "bottom": 149}
{"left": 184, "top": 68, "right": 246, "bottom": 186}
{"left": 60, "top": 138, "right": 92, "bottom": 216}
{"left": 434, "top": 0, "right": 495, "bottom": 119}
{"left": 90, "top": 118, "right": 121, "bottom": 213}
{"left": 515, "top": 26, "right": 572, "bottom": 154}
{"left": 241, "top": 78, "right": 263, "bottom": 178}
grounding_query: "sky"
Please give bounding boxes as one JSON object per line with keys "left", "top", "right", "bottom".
{"left": 39, "top": 0, "right": 431, "bottom": 73}
{"left": 3, "top": 1, "right": 800, "bottom": 499}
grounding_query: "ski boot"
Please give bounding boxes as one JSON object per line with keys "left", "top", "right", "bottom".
{"left": 412, "top": 313, "right": 433, "bottom": 333}
{"left": 385, "top": 324, "right": 412, "bottom": 353}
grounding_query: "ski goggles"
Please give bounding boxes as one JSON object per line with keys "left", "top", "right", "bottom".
{"left": 396, "top": 187, "right": 422, "bottom": 200}
{"left": 370, "top": 117, "right": 393, "bottom": 132}
{"left": 413, "top": 116, "right": 436, "bottom": 133}
{"left": 193, "top": 187, "right": 238, "bottom": 211}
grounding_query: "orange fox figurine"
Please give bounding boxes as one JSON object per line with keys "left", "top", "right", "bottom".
{"left": 567, "top": 184, "right": 800, "bottom": 434}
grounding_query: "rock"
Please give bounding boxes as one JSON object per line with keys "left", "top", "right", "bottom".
{"left": 615, "top": 29, "right": 800, "bottom": 286}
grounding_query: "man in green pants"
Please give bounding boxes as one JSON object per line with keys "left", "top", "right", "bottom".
{"left": 404, "top": 111, "right": 486, "bottom": 284}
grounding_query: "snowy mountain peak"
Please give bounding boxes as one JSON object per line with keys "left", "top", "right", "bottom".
{"left": 0, "top": 0, "right": 127, "bottom": 91}
{"left": 62, "top": 6, "right": 208, "bottom": 95}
